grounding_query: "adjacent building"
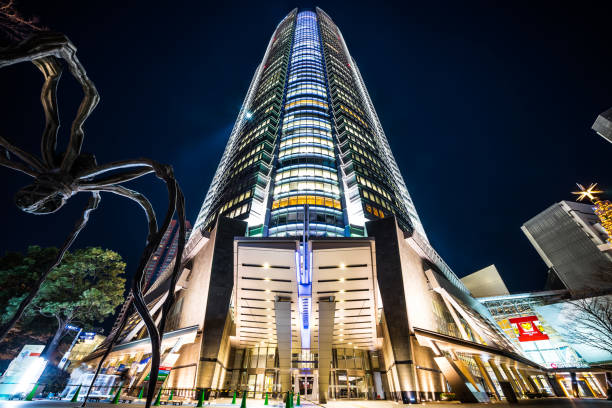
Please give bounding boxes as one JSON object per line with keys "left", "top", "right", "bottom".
{"left": 521, "top": 200, "right": 612, "bottom": 295}
{"left": 79, "top": 8, "right": 589, "bottom": 404}
{"left": 461, "top": 266, "right": 611, "bottom": 399}
{"left": 592, "top": 107, "right": 612, "bottom": 144}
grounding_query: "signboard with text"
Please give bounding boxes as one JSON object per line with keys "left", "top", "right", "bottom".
{"left": 509, "top": 315, "right": 549, "bottom": 342}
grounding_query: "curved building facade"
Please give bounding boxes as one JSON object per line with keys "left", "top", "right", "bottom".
{"left": 77, "top": 8, "right": 573, "bottom": 406}
{"left": 194, "top": 8, "right": 427, "bottom": 241}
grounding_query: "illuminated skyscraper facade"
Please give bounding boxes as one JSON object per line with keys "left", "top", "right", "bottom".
{"left": 194, "top": 8, "right": 427, "bottom": 240}
{"left": 82, "top": 9, "right": 569, "bottom": 405}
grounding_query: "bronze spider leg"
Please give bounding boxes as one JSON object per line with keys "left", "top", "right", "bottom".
{"left": 0, "top": 148, "right": 37, "bottom": 176}
{"left": 0, "top": 192, "right": 100, "bottom": 343}
{"left": 0, "top": 32, "right": 99, "bottom": 171}
{"left": 32, "top": 56, "right": 62, "bottom": 166}
{"left": 0, "top": 135, "right": 47, "bottom": 173}
{"left": 158, "top": 187, "right": 185, "bottom": 335}
{"left": 78, "top": 161, "right": 184, "bottom": 408}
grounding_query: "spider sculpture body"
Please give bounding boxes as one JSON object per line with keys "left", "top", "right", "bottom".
{"left": 1, "top": 23, "right": 186, "bottom": 408}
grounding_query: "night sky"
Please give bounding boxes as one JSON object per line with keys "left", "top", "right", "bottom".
{"left": 1, "top": 0, "right": 611, "bottom": 319}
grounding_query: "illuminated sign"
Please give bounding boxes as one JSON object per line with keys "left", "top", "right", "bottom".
{"left": 0, "top": 345, "right": 47, "bottom": 396}
{"left": 144, "top": 366, "right": 172, "bottom": 381}
{"left": 509, "top": 316, "right": 549, "bottom": 342}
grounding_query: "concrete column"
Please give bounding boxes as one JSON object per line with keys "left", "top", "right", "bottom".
{"left": 530, "top": 374, "right": 544, "bottom": 393}
{"left": 473, "top": 356, "right": 499, "bottom": 400}
{"left": 433, "top": 356, "right": 489, "bottom": 403}
{"left": 519, "top": 369, "right": 539, "bottom": 394}
{"left": 317, "top": 298, "right": 335, "bottom": 403}
{"left": 230, "top": 349, "right": 244, "bottom": 390}
{"left": 275, "top": 297, "right": 292, "bottom": 393}
{"left": 570, "top": 372, "right": 580, "bottom": 397}
{"left": 546, "top": 374, "right": 567, "bottom": 397}
{"left": 439, "top": 293, "right": 469, "bottom": 340}
{"left": 511, "top": 366, "right": 533, "bottom": 393}
{"left": 500, "top": 363, "right": 524, "bottom": 397}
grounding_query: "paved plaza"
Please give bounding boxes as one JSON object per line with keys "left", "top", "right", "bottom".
{"left": 1, "top": 398, "right": 611, "bottom": 408}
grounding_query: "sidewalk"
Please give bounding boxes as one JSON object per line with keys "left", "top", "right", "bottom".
{"left": 0, "top": 397, "right": 610, "bottom": 408}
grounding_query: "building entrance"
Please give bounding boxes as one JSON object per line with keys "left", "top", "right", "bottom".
{"left": 296, "top": 376, "right": 315, "bottom": 396}
{"left": 333, "top": 370, "right": 367, "bottom": 399}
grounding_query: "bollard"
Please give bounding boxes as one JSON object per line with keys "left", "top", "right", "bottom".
{"left": 25, "top": 383, "right": 39, "bottom": 401}
{"left": 264, "top": 392, "right": 268, "bottom": 405}
{"left": 138, "top": 386, "right": 144, "bottom": 399}
{"left": 285, "top": 392, "right": 290, "bottom": 408}
{"left": 169, "top": 389, "right": 174, "bottom": 401}
{"left": 240, "top": 390, "right": 247, "bottom": 408}
{"left": 71, "top": 385, "right": 82, "bottom": 402}
{"left": 232, "top": 390, "right": 237, "bottom": 404}
{"left": 154, "top": 388, "right": 162, "bottom": 406}
{"left": 296, "top": 393, "right": 300, "bottom": 406}
{"left": 196, "top": 389, "right": 205, "bottom": 407}
{"left": 111, "top": 385, "right": 123, "bottom": 404}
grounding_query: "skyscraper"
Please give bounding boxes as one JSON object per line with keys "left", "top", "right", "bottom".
{"left": 142, "top": 219, "right": 193, "bottom": 290}
{"left": 194, "top": 9, "right": 427, "bottom": 240}
{"left": 82, "top": 9, "right": 561, "bottom": 405}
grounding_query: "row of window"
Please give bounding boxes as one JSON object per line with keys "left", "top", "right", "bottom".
{"left": 237, "top": 119, "right": 274, "bottom": 153}
{"left": 340, "top": 121, "right": 375, "bottom": 151}
{"left": 280, "top": 136, "right": 333, "bottom": 149}
{"left": 286, "top": 88, "right": 327, "bottom": 100}
{"left": 357, "top": 175, "right": 392, "bottom": 202}
{"left": 350, "top": 153, "right": 385, "bottom": 180}
{"left": 272, "top": 195, "right": 342, "bottom": 210}
{"left": 361, "top": 189, "right": 391, "bottom": 212}
{"left": 219, "top": 189, "right": 253, "bottom": 215}
{"left": 279, "top": 145, "right": 333, "bottom": 159}
{"left": 275, "top": 166, "right": 338, "bottom": 181}
{"left": 348, "top": 142, "right": 380, "bottom": 167}
{"left": 228, "top": 152, "right": 266, "bottom": 179}
{"left": 288, "top": 73, "right": 325, "bottom": 84}
{"left": 256, "top": 71, "right": 284, "bottom": 97}
{"left": 365, "top": 204, "right": 385, "bottom": 219}
{"left": 292, "top": 49, "right": 322, "bottom": 58}
{"left": 268, "top": 223, "right": 345, "bottom": 238}
{"left": 270, "top": 209, "right": 344, "bottom": 229}
{"left": 333, "top": 86, "right": 364, "bottom": 115}
{"left": 224, "top": 201, "right": 250, "bottom": 219}
{"left": 285, "top": 98, "right": 328, "bottom": 110}
{"left": 285, "top": 110, "right": 330, "bottom": 121}
{"left": 339, "top": 104, "right": 368, "bottom": 129}
{"left": 282, "top": 119, "right": 331, "bottom": 132}
{"left": 283, "top": 126, "right": 331, "bottom": 138}
{"left": 231, "top": 143, "right": 267, "bottom": 171}
{"left": 274, "top": 181, "right": 340, "bottom": 196}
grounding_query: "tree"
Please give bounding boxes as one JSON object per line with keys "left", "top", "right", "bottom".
{"left": 561, "top": 294, "right": 612, "bottom": 357}
{"left": 1, "top": 247, "right": 126, "bottom": 362}
{"left": 0, "top": 246, "right": 58, "bottom": 312}
{"left": 0, "top": 247, "right": 58, "bottom": 359}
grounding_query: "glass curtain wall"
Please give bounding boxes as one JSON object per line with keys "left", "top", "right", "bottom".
{"left": 269, "top": 11, "right": 345, "bottom": 237}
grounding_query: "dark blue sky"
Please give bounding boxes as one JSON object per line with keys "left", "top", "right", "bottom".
{"left": 1, "top": 0, "right": 611, "bottom": 301}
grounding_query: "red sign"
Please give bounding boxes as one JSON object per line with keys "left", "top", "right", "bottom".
{"left": 508, "top": 316, "right": 549, "bottom": 342}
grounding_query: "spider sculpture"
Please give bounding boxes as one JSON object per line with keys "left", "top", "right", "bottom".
{"left": 0, "top": 8, "right": 186, "bottom": 408}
